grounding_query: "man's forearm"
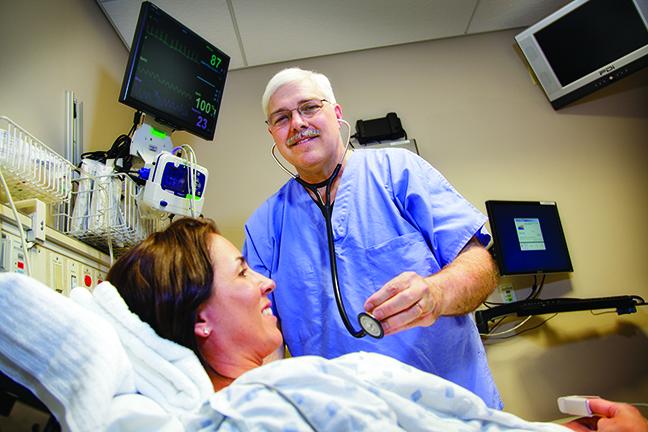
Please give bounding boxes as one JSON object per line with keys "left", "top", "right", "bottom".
{"left": 425, "top": 239, "right": 499, "bottom": 316}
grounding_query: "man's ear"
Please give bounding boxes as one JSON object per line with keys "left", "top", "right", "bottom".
{"left": 334, "top": 104, "right": 343, "bottom": 120}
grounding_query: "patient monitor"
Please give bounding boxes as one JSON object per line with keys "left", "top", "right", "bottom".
{"left": 117, "top": 1, "right": 230, "bottom": 217}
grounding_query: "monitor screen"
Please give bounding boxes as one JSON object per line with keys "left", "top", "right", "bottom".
{"left": 534, "top": 0, "right": 648, "bottom": 87}
{"left": 514, "top": 0, "right": 648, "bottom": 109}
{"left": 485, "top": 200, "right": 573, "bottom": 276}
{"left": 119, "top": 1, "right": 230, "bottom": 141}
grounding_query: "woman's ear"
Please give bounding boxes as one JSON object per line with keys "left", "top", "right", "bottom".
{"left": 194, "top": 308, "right": 211, "bottom": 338}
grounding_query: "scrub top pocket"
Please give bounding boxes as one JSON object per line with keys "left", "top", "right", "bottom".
{"left": 365, "top": 231, "right": 440, "bottom": 292}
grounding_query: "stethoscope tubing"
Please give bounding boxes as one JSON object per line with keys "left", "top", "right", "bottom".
{"left": 271, "top": 120, "right": 383, "bottom": 339}
{"left": 296, "top": 166, "right": 366, "bottom": 338}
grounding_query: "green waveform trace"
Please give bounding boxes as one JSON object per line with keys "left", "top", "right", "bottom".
{"left": 146, "top": 24, "right": 201, "bottom": 64}
{"left": 138, "top": 67, "right": 192, "bottom": 100}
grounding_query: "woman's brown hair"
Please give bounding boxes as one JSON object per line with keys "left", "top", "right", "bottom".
{"left": 106, "top": 217, "right": 219, "bottom": 359}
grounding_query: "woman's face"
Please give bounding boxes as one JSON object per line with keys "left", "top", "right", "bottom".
{"left": 198, "top": 234, "right": 282, "bottom": 367}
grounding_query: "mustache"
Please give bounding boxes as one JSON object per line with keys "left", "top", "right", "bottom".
{"left": 286, "top": 129, "right": 320, "bottom": 146}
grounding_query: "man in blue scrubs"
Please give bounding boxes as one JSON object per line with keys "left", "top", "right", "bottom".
{"left": 243, "top": 67, "right": 502, "bottom": 409}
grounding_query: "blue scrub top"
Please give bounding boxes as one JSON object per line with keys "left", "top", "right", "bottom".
{"left": 243, "top": 148, "right": 502, "bottom": 409}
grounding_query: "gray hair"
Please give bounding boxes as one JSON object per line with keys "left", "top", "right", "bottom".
{"left": 261, "top": 67, "right": 337, "bottom": 117}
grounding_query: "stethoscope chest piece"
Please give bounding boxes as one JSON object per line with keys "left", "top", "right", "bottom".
{"left": 358, "top": 312, "right": 384, "bottom": 339}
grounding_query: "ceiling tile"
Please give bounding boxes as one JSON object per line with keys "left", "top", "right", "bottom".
{"left": 467, "top": 0, "right": 570, "bottom": 34}
{"left": 97, "top": 0, "right": 581, "bottom": 71}
{"left": 97, "top": 0, "right": 246, "bottom": 69}
{"left": 231, "top": 0, "right": 478, "bottom": 67}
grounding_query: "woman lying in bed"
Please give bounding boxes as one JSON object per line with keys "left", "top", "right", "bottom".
{"left": 106, "top": 217, "right": 647, "bottom": 432}
{"left": 107, "top": 216, "right": 282, "bottom": 392}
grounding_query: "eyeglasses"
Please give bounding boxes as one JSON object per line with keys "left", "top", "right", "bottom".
{"left": 266, "top": 99, "right": 328, "bottom": 128}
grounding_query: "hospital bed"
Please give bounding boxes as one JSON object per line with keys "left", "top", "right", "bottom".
{"left": 0, "top": 369, "right": 60, "bottom": 431}
{"left": 0, "top": 272, "right": 571, "bottom": 432}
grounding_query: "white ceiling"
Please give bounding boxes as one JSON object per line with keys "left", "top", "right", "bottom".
{"left": 96, "top": 0, "right": 571, "bottom": 70}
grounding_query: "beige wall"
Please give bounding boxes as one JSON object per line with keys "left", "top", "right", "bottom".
{"left": 0, "top": 0, "right": 134, "bottom": 159}
{"left": 203, "top": 33, "right": 648, "bottom": 421}
{"left": 2, "top": 0, "right": 647, "bottom": 423}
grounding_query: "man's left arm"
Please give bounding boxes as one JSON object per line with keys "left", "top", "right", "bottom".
{"left": 365, "top": 236, "right": 498, "bottom": 335}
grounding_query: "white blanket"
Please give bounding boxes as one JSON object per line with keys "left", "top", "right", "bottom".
{"left": 2, "top": 274, "right": 572, "bottom": 431}
{"left": 187, "top": 352, "right": 570, "bottom": 432}
{"left": 0, "top": 273, "right": 135, "bottom": 432}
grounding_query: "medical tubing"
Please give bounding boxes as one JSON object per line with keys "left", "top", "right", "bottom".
{"left": 178, "top": 144, "right": 198, "bottom": 218}
{"left": 187, "top": 145, "right": 199, "bottom": 218}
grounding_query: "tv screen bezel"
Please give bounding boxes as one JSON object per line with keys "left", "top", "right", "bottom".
{"left": 485, "top": 200, "right": 574, "bottom": 276}
{"left": 119, "top": 1, "right": 230, "bottom": 141}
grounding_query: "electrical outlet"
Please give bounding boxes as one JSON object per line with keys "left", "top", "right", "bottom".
{"left": 499, "top": 283, "right": 516, "bottom": 303}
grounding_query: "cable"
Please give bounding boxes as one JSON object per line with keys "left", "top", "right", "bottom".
{"left": 80, "top": 111, "right": 141, "bottom": 174}
{"left": 107, "top": 234, "right": 114, "bottom": 266}
{"left": 484, "top": 315, "right": 507, "bottom": 333}
{"left": 507, "top": 314, "right": 557, "bottom": 338}
{"left": 589, "top": 309, "right": 619, "bottom": 316}
{"left": 483, "top": 273, "right": 547, "bottom": 307}
{"left": 184, "top": 145, "right": 198, "bottom": 218}
{"left": 175, "top": 144, "right": 199, "bottom": 218}
{"left": 480, "top": 316, "right": 533, "bottom": 337}
{"left": 486, "top": 313, "right": 558, "bottom": 339}
{"left": 104, "top": 178, "right": 114, "bottom": 266}
{"left": 527, "top": 273, "right": 546, "bottom": 300}
{"left": 589, "top": 295, "right": 646, "bottom": 314}
{"left": 0, "top": 169, "right": 32, "bottom": 277}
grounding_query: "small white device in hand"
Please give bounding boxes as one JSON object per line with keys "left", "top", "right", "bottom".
{"left": 557, "top": 395, "right": 600, "bottom": 417}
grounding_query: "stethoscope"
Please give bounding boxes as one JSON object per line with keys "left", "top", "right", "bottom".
{"left": 271, "top": 119, "right": 384, "bottom": 339}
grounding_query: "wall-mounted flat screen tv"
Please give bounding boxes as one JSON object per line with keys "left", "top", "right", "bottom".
{"left": 515, "top": 0, "right": 648, "bottom": 109}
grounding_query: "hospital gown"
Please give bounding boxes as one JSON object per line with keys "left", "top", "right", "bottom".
{"left": 185, "top": 352, "right": 567, "bottom": 432}
{"left": 243, "top": 148, "right": 501, "bottom": 408}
